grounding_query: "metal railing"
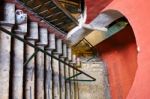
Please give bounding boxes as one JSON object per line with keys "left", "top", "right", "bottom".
{"left": 0, "top": 26, "right": 96, "bottom": 82}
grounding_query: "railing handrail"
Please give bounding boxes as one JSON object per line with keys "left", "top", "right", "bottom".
{"left": 0, "top": 26, "right": 96, "bottom": 82}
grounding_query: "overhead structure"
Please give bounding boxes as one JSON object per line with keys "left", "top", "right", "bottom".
{"left": 17, "top": 0, "right": 84, "bottom": 33}
{"left": 67, "top": 10, "right": 125, "bottom": 46}
{"left": 0, "top": 1, "right": 97, "bottom": 99}
{"left": 58, "top": 0, "right": 85, "bottom": 19}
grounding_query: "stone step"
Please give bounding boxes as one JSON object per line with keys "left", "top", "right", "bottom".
{"left": 0, "top": 3, "right": 80, "bottom": 99}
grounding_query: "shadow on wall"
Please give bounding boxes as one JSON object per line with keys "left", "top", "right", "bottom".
{"left": 96, "top": 23, "right": 138, "bottom": 99}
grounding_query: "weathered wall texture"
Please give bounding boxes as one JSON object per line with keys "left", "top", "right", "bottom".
{"left": 96, "top": 0, "right": 150, "bottom": 98}
{"left": 85, "top": 0, "right": 113, "bottom": 23}
{"left": 86, "top": 0, "right": 150, "bottom": 98}
{"left": 78, "top": 62, "right": 110, "bottom": 99}
{"left": 96, "top": 25, "right": 138, "bottom": 99}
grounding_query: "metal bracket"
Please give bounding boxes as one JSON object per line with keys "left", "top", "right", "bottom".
{"left": 66, "top": 72, "right": 81, "bottom": 81}
{"left": 68, "top": 79, "right": 96, "bottom": 82}
{"left": 66, "top": 72, "right": 95, "bottom": 82}
{"left": 23, "top": 49, "right": 39, "bottom": 66}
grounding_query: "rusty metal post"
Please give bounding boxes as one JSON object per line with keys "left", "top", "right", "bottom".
{"left": 75, "top": 70, "right": 79, "bottom": 99}
{"left": 75, "top": 57, "right": 80, "bottom": 99}
{"left": 12, "top": 9, "right": 27, "bottom": 99}
{"left": 62, "top": 44, "right": 68, "bottom": 99}
{"left": 52, "top": 38, "right": 62, "bottom": 99}
{"left": 36, "top": 28, "right": 48, "bottom": 99}
{"left": 45, "top": 33, "right": 55, "bottom": 99}
{"left": 0, "top": 3, "right": 15, "bottom": 99}
{"left": 73, "top": 55, "right": 80, "bottom": 99}
{"left": 60, "top": 57, "right": 65, "bottom": 99}
{"left": 65, "top": 60, "right": 71, "bottom": 99}
{"left": 25, "top": 22, "right": 39, "bottom": 99}
{"left": 71, "top": 54, "right": 77, "bottom": 99}
{"left": 65, "top": 47, "right": 72, "bottom": 99}
{"left": 45, "top": 50, "right": 52, "bottom": 99}
{"left": 68, "top": 48, "right": 73, "bottom": 99}
{"left": 70, "top": 55, "right": 79, "bottom": 99}
{"left": 60, "top": 43, "right": 67, "bottom": 99}
{"left": 52, "top": 54, "right": 60, "bottom": 99}
{"left": 70, "top": 65, "right": 74, "bottom": 99}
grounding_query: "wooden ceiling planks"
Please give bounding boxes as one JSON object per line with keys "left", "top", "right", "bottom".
{"left": 18, "top": 0, "right": 79, "bottom": 33}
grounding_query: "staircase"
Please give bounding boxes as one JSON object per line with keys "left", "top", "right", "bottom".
{"left": 0, "top": 3, "right": 82, "bottom": 99}
{"left": 0, "top": 2, "right": 110, "bottom": 99}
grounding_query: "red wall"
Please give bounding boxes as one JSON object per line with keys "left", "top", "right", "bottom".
{"left": 85, "top": 0, "right": 113, "bottom": 23}
{"left": 86, "top": 0, "right": 150, "bottom": 98}
{"left": 103, "top": 1, "right": 150, "bottom": 99}
{"left": 96, "top": 25, "right": 138, "bottom": 99}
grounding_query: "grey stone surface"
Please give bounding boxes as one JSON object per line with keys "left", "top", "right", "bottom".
{"left": 12, "top": 34, "right": 24, "bottom": 99}
{"left": 0, "top": 26, "right": 12, "bottom": 99}
{"left": 36, "top": 46, "right": 45, "bottom": 99}
{"left": 78, "top": 62, "right": 110, "bottom": 99}
{"left": 45, "top": 51, "right": 53, "bottom": 99}
{"left": 25, "top": 41, "right": 35, "bottom": 99}
{"left": 52, "top": 54, "right": 60, "bottom": 99}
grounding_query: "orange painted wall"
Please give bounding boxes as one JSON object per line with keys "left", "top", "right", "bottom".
{"left": 85, "top": 0, "right": 113, "bottom": 23}
{"left": 96, "top": 25, "right": 138, "bottom": 99}
{"left": 102, "top": 0, "right": 150, "bottom": 99}
{"left": 86, "top": 0, "right": 150, "bottom": 98}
